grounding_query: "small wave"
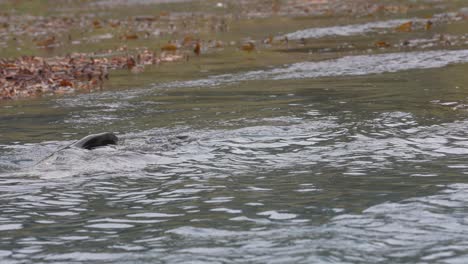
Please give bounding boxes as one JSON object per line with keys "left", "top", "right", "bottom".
{"left": 320, "top": 183, "right": 468, "bottom": 262}
{"left": 161, "top": 184, "right": 468, "bottom": 263}
{"left": 284, "top": 18, "right": 420, "bottom": 40}
{"left": 167, "top": 49, "right": 468, "bottom": 88}
{"left": 5, "top": 113, "right": 468, "bottom": 178}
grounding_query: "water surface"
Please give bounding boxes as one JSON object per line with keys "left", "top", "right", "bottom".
{"left": 2, "top": 1, "right": 468, "bottom": 263}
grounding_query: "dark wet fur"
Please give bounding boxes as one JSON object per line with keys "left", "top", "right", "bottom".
{"left": 175, "top": 135, "right": 189, "bottom": 140}
{"left": 72, "top": 132, "right": 118, "bottom": 150}
{"left": 33, "top": 132, "right": 119, "bottom": 166}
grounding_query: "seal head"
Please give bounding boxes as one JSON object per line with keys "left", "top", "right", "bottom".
{"left": 72, "top": 132, "right": 118, "bottom": 150}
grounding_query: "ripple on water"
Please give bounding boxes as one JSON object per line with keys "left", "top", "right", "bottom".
{"left": 0, "top": 250, "right": 11, "bottom": 258}
{"left": 0, "top": 224, "right": 22, "bottom": 231}
{"left": 139, "top": 184, "right": 468, "bottom": 263}
{"left": 318, "top": 183, "right": 468, "bottom": 262}
{"left": 4, "top": 113, "right": 468, "bottom": 180}
{"left": 4, "top": 106, "right": 468, "bottom": 263}
{"left": 127, "top": 213, "right": 183, "bottom": 218}
{"left": 86, "top": 223, "right": 134, "bottom": 229}
{"left": 284, "top": 18, "right": 422, "bottom": 39}
{"left": 42, "top": 252, "right": 130, "bottom": 262}
{"left": 257, "top": 211, "right": 297, "bottom": 220}
{"left": 167, "top": 49, "right": 468, "bottom": 88}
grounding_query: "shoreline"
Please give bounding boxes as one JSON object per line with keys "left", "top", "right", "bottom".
{"left": 0, "top": 49, "right": 184, "bottom": 100}
{"left": 1, "top": 0, "right": 467, "bottom": 101}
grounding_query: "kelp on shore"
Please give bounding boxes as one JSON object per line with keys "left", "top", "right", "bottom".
{"left": 0, "top": 50, "right": 182, "bottom": 100}
{"left": 1, "top": 0, "right": 468, "bottom": 100}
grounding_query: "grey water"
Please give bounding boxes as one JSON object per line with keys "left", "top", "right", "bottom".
{"left": 2, "top": 47, "right": 468, "bottom": 263}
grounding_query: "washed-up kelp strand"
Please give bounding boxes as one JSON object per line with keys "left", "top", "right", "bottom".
{"left": 0, "top": 50, "right": 183, "bottom": 100}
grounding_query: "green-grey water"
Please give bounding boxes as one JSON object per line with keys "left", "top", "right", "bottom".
{"left": 3, "top": 1, "right": 468, "bottom": 263}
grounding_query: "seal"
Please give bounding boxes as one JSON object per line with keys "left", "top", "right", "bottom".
{"left": 71, "top": 132, "right": 118, "bottom": 150}
{"left": 33, "top": 132, "right": 119, "bottom": 166}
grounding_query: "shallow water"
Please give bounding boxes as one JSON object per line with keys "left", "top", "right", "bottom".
{"left": 3, "top": 1, "right": 468, "bottom": 263}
